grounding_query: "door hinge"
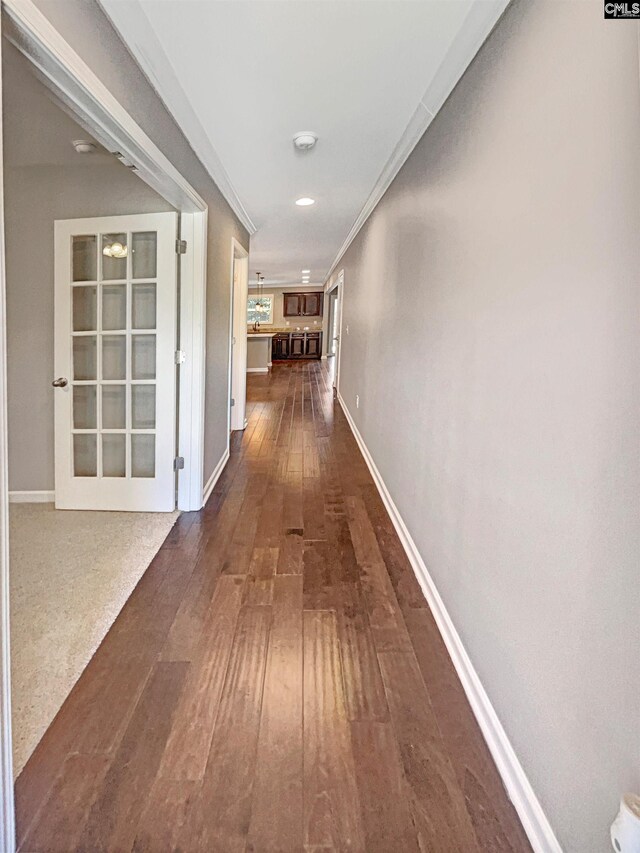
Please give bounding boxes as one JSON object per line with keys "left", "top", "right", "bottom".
{"left": 175, "top": 350, "right": 186, "bottom": 365}
{"left": 176, "top": 239, "right": 187, "bottom": 254}
{"left": 174, "top": 456, "right": 185, "bottom": 471}
{"left": 231, "top": 398, "right": 235, "bottom": 407}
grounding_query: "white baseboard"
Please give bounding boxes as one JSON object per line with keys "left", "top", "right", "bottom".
{"left": 337, "top": 393, "right": 561, "bottom": 853}
{"left": 246, "top": 367, "right": 268, "bottom": 374}
{"left": 202, "top": 448, "right": 230, "bottom": 506}
{"left": 9, "top": 491, "right": 54, "bottom": 504}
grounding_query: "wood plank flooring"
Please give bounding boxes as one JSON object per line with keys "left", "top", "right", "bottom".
{"left": 15, "top": 360, "right": 531, "bottom": 852}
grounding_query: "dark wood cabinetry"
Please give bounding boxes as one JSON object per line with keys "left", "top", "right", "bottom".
{"left": 290, "top": 334, "right": 305, "bottom": 357}
{"left": 302, "top": 292, "right": 322, "bottom": 316}
{"left": 272, "top": 334, "right": 289, "bottom": 359}
{"left": 272, "top": 331, "right": 322, "bottom": 360}
{"left": 305, "top": 333, "right": 321, "bottom": 357}
{"left": 282, "top": 291, "right": 324, "bottom": 317}
{"left": 283, "top": 293, "right": 301, "bottom": 317}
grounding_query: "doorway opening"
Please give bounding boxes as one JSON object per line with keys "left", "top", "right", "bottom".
{"left": 326, "top": 270, "right": 344, "bottom": 392}
{"left": 229, "top": 239, "right": 249, "bottom": 433}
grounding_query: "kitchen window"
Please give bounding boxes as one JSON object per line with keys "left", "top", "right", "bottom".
{"left": 247, "top": 293, "right": 274, "bottom": 325}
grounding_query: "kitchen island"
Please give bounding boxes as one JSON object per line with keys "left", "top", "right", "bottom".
{"left": 246, "top": 331, "right": 275, "bottom": 373}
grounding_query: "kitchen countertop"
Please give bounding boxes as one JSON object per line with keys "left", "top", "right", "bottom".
{"left": 246, "top": 331, "right": 276, "bottom": 338}
{"left": 248, "top": 327, "right": 322, "bottom": 335}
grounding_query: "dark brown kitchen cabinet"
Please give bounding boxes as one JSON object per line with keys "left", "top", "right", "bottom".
{"left": 305, "top": 333, "right": 321, "bottom": 357}
{"left": 283, "top": 293, "right": 301, "bottom": 317}
{"left": 301, "top": 292, "right": 322, "bottom": 316}
{"left": 272, "top": 331, "right": 322, "bottom": 360}
{"left": 272, "top": 334, "right": 289, "bottom": 359}
{"left": 282, "top": 291, "right": 324, "bottom": 317}
{"left": 290, "top": 334, "right": 305, "bottom": 357}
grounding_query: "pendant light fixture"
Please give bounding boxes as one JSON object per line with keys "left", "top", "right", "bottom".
{"left": 255, "top": 272, "right": 262, "bottom": 309}
{"left": 254, "top": 272, "right": 266, "bottom": 330}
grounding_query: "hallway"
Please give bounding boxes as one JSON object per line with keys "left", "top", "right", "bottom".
{"left": 15, "top": 361, "right": 530, "bottom": 852}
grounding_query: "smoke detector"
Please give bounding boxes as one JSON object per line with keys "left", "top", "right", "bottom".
{"left": 293, "top": 131, "right": 318, "bottom": 151}
{"left": 72, "top": 139, "right": 97, "bottom": 154}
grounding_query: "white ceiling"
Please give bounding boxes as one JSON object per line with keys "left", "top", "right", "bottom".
{"left": 101, "top": 0, "right": 507, "bottom": 287}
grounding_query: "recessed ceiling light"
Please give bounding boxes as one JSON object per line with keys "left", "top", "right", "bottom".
{"left": 295, "top": 197, "right": 315, "bottom": 206}
{"left": 301, "top": 269, "right": 310, "bottom": 274}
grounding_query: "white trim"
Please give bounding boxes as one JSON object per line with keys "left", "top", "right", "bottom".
{"left": 334, "top": 271, "right": 344, "bottom": 394}
{"left": 9, "top": 491, "right": 54, "bottom": 503}
{"left": 337, "top": 392, "right": 562, "bottom": 853}
{"left": 98, "top": 0, "right": 256, "bottom": 235}
{"left": 177, "top": 211, "right": 207, "bottom": 511}
{"left": 324, "top": 0, "right": 509, "bottom": 283}
{"left": 202, "top": 448, "right": 229, "bottom": 506}
{"left": 0, "top": 26, "right": 15, "bottom": 851}
{"left": 246, "top": 367, "right": 268, "bottom": 374}
{"left": 229, "top": 240, "right": 249, "bottom": 433}
{"left": 3, "top": 0, "right": 207, "bottom": 215}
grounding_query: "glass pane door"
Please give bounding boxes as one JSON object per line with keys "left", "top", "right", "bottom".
{"left": 70, "top": 230, "right": 159, "bottom": 480}
{"left": 55, "top": 212, "right": 177, "bottom": 511}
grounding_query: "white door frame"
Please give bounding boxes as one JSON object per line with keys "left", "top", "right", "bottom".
{"left": 0, "top": 25, "right": 14, "bottom": 851}
{"left": 2, "top": 0, "right": 209, "bottom": 514}
{"left": 325, "top": 270, "right": 344, "bottom": 393}
{"left": 229, "top": 239, "right": 249, "bottom": 433}
{"left": 0, "top": 1, "right": 215, "bottom": 844}
{"left": 177, "top": 210, "right": 208, "bottom": 510}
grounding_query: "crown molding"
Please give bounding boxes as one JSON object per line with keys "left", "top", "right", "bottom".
{"left": 98, "top": 0, "right": 256, "bottom": 236}
{"left": 325, "top": 100, "right": 434, "bottom": 283}
{"left": 325, "top": 0, "right": 510, "bottom": 282}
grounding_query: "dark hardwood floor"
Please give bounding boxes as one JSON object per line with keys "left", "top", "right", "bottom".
{"left": 15, "top": 360, "right": 531, "bottom": 852}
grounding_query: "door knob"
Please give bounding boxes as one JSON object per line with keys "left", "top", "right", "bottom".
{"left": 51, "top": 377, "right": 68, "bottom": 388}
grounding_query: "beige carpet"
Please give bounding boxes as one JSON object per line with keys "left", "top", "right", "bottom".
{"left": 9, "top": 503, "right": 179, "bottom": 776}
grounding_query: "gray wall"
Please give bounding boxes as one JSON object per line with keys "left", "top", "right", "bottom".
{"left": 329, "top": 2, "right": 640, "bottom": 850}
{"left": 26, "top": 0, "right": 250, "bottom": 486}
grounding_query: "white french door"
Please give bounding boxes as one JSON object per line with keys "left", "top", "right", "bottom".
{"left": 54, "top": 212, "right": 178, "bottom": 511}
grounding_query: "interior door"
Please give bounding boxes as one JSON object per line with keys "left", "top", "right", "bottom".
{"left": 54, "top": 212, "right": 178, "bottom": 511}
